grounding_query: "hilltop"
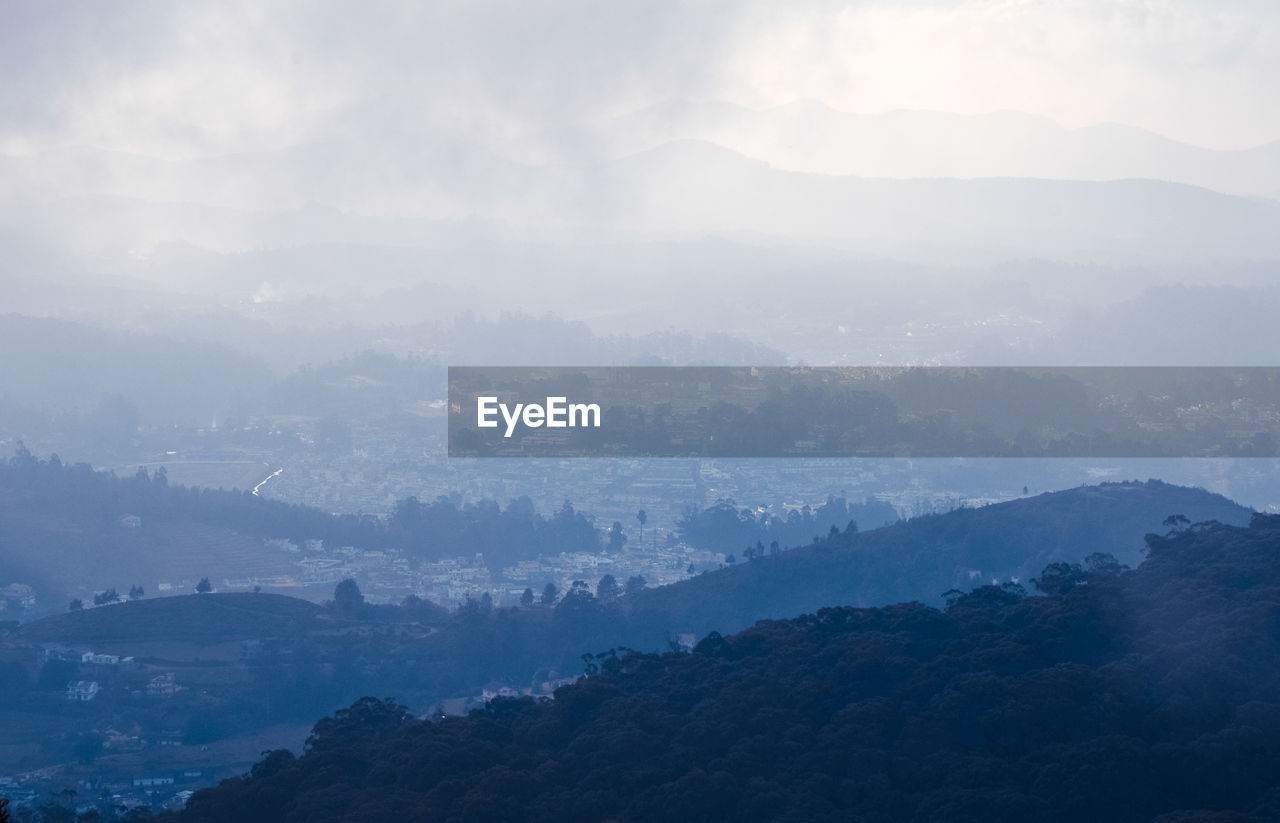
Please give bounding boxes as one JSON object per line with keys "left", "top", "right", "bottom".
{"left": 18, "top": 593, "right": 324, "bottom": 645}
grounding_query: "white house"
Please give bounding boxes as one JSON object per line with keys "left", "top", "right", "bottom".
{"left": 147, "top": 672, "right": 179, "bottom": 697}
{"left": 66, "top": 681, "right": 100, "bottom": 701}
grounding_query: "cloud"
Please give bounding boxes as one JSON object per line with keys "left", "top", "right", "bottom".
{"left": 1, "top": 0, "right": 1276, "bottom": 159}
{"left": 720, "top": 0, "right": 1280, "bottom": 149}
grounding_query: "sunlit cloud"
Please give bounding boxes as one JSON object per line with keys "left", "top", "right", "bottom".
{"left": 1, "top": 0, "right": 1276, "bottom": 157}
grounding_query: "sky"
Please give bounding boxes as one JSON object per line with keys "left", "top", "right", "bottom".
{"left": 1, "top": 0, "right": 1278, "bottom": 161}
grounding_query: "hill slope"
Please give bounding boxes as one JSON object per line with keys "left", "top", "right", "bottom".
{"left": 18, "top": 592, "right": 323, "bottom": 644}
{"left": 635, "top": 480, "right": 1250, "bottom": 637}
{"left": 174, "top": 513, "right": 1280, "bottom": 823}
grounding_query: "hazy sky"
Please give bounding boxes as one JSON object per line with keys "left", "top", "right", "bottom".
{"left": 2, "top": 0, "right": 1277, "bottom": 160}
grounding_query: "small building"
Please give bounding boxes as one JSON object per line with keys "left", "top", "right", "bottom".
{"left": 147, "top": 672, "right": 179, "bottom": 697}
{"left": 119, "top": 514, "right": 142, "bottom": 528}
{"left": 0, "top": 583, "right": 36, "bottom": 610}
{"left": 41, "top": 643, "right": 89, "bottom": 663}
{"left": 66, "top": 680, "right": 100, "bottom": 701}
{"left": 132, "top": 776, "right": 175, "bottom": 787}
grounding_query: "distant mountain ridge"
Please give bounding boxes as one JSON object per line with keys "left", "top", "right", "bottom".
{"left": 5, "top": 112, "right": 1279, "bottom": 265}
{"left": 591, "top": 99, "right": 1280, "bottom": 199}
{"left": 607, "top": 139, "right": 1280, "bottom": 262}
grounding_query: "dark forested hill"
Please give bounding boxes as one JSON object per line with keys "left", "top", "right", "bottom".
{"left": 174, "top": 514, "right": 1280, "bottom": 823}
{"left": 634, "top": 480, "right": 1250, "bottom": 637}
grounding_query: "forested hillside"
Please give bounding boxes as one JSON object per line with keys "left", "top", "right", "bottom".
{"left": 636, "top": 479, "right": 1249, "bottom": 636}
{"left": 175, "top": 514, "right": 1280, "bottom": 823}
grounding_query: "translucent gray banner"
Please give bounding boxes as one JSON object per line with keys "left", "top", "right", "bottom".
{"left": 448, "top": 366, "right": 1280, "bottom": 458}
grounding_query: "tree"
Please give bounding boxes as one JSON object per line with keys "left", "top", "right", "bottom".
{"left": 607, "top": 521, "right": 627, "bottom": 553}
{"left": 596, "top": 574, "right": 620, "bottom": 601}
{"left": 520, "top": 587, "right": 535, "bottom": 607}
{"left": 1084, "top": 552, "right": 1126, "bottom": 577}
{"left": 636, "top": 509, "right": 647, "bottom": 544}
{"left": 93, "top": 588, "right": 119, "bottom": 606}
{"left": 333, "top": 579, "right": 364, "bottom": 614}
{"left": 1164, "top": 513, "right": 1191, "bottom": 533}
{"left": 557, "top": 580, "right": 596, "bottom": 616}
{"left": 128, "top": 584, "right": 145, "bottom": 600}
{"left": 1033, "top": 562, "right": 1086, "bottom": 596}
{"left": 68, "top": 599, "right": 83, "bottom": 612}
{"left": 625, "top": 575, "right": 647, "bottom": 597}
{"left": 541, "top": 582, "right": 558, "bottom": 606}
{"left": 196, "top": 577, "right": 212, "bottom": 594}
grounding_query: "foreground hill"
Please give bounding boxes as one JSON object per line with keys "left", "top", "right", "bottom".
{"left": 174, "top": 514, "right": 1280, "bottom": 823}
{"left": 635, "top": 480, "right": 1250, "bottom": 637}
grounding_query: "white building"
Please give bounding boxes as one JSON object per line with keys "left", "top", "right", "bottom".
{"left": 147, "top": 672, "right": 179, "bottom": 697}
{"left": 66, "top": 681, "right": 100, "bottom": 701}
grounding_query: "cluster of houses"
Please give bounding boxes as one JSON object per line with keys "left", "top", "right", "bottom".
{"left": 39, "top": 644, "right": 181, "bottom": 703}
{"left": 62, "top": 672, "right": 180, "bottom": 702}
{"left": 0, "top": 772, "right": 200, "bottom": 815}
{"left": 41, "top": 643, "right": 135, "bottom": 667}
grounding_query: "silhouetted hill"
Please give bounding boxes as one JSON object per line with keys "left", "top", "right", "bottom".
{"left": 635, "top": 480, "right": 1250, "bottom": 637}
{"left": 172, "top": 514, "right": 1280, "bottom": 823}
